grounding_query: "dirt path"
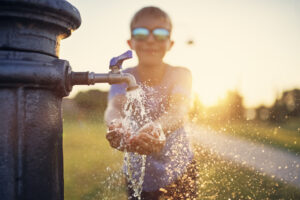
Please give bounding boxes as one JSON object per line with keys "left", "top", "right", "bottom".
{"left": 187, "top": 124, "right": 300, "bottom": 189}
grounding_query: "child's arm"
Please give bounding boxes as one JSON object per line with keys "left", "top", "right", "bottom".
{"left": 104, "top": 95, "right": 128, "bottom": 150}
{"left": 155, "top": 67, "right": 192, "bottom": 136}
{"left": 104, "top": 95, "right": 126, "bottom": 126}
{"left": 155, "top": 93, "right": 190, "bottom": 136}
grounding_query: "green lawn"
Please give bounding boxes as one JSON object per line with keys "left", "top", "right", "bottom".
{"left": 209, "top": 118, "right": 300, "bottom": 154}
{"left": 63, "top": 119, "right": 300, "bottom": 200}
{"left": 63, "top": 120, "right": 127, "bottom": 200}
{"left": 193, "top": 147, "right": 300, "bottom": 199}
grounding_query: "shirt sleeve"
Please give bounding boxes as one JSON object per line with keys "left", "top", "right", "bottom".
{"left": 171, "top": 67, "right": 192, "bottom": 99}
{"left": 108, "top": 83, "right": 127, "bottom": 101}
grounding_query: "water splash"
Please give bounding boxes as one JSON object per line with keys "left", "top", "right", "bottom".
{"left": 121, "top": 87, "right": 151, "bottom": 199}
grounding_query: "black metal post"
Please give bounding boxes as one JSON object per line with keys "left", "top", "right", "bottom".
{"left": 0, "top": 1, "right": 81, "bottom": 199}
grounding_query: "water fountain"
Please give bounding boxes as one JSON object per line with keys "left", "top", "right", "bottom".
{"left": 0, "top": 1, "right": 137, "bottom": 199}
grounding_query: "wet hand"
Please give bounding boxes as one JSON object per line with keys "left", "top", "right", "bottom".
{"left": 128, "top": 122, "right": 166, "bottom": 155}
{"left": 106, "top": 119, "right": 130, "bottom": 151}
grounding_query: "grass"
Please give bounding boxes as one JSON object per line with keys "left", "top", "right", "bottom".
{"left": 208, "top": 118, "right": 300, "bottom": 154}
{"left": 193, "top": 147, "right": 300, "bottom": 199}
{"left": 63, "top": 119, "right": 127, "bottom": 200}
{"left": 63, "top": 119, "right": 300, "bottom": 200}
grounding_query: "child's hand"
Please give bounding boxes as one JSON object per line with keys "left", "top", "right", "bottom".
{"left": 106, "top": 119, "right": 130, "bottom": 151}
{"left": 128, "top": 122, "right": 166, "bottom": 155}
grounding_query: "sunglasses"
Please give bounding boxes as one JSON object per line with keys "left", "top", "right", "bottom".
{"left": 131, "top": 27, "right": 170, "bottom": 42}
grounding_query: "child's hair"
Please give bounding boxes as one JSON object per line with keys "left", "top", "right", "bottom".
{"left": 130, "top": 6, "right": 172, "bottom": 31}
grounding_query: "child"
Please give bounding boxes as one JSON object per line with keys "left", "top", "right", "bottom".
{"left": 105, "top": 6, "right": 197, "bottom": 200}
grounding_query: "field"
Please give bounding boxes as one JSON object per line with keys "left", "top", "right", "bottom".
{"left": 210, "top": 118, "right": 300, "bottom": 154}
{"left": 63, "top": 119, "right": 300, "bottom": 200}
{"left": 63, "top": 120, "right": 126, "bottom": 200}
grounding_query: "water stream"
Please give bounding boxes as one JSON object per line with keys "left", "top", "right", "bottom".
{"left": 122, "top": 87, "right": 150, "bottom": 199}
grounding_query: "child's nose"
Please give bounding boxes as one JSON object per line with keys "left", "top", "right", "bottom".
{"left": 146, "top": 33, "right": 155, "bottom": 43}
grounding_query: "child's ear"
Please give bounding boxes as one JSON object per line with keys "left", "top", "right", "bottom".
{"left": 167, "top": 40, "right": 174, "bottom": 51}
{"left": 127, "top": 39, "right": 135, "bottom": 50}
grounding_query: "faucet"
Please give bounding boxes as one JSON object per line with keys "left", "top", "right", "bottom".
{"left": 70, "top": 50, "right": 138, "bottom": 91}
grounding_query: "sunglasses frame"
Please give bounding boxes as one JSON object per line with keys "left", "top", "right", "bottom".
{"left": 131, "top": 27, "right": 171, "bottom": 42}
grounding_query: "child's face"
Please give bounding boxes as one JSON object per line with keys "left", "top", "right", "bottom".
{"left": 127, "top": 16, "right": 174, "bottom": 66}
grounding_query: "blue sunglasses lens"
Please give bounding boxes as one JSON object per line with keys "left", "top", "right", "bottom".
{"left": 132, "top": 28, "right": 149, "bottom": 40}
{"left": 132, "top": 28, "right": 170, "bottom": 41}
{"left": 153, "top": 28, "right": 170, "bottom": 41}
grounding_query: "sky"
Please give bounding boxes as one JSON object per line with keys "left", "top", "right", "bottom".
{"left": 61, "top": 0, "right": 300, "bottom": 108}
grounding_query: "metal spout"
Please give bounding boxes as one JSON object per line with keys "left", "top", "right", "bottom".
{"left": 70, "top": 71, "right": 138, "bottom": 91}
{"left": 91, "top": 72, "right": 138, "bottom": 91}
{"left": 69, "top": 50, "right": 138, "bottom": 91}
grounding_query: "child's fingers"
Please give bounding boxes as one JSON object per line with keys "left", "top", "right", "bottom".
{"left": 106, "top": 130, "right": 124, "bottom": 149}
{"left": 128, "top": 137, "right": 148, "bottom": 153}
{"left": 134, "top": 143, "right": 152, "bottom": 155}
{"left": 139, "top": 134, "right": 157, "bottom": 145}
{"left": 128, "top": 129, "right": 165, "bottom": 155}
{"left": 138, "top": 124, "right": 154, "bottom": 134}
{"left": 132, "top": 133, "right": 163, "bottom": 146}
{"left": 139, "top": 126, "right": 162, "bottom": 139}
{"left": 108, "top": 122, "right": 122, "bottom": 131}
{"left": 140, "top": 132, "right": 163, "bottom": 145}
{"left": 130, "top": 136, "right": 159, "bottom": 154}
{"left": 106, "top": 130, "right": 117, "bottom": 141}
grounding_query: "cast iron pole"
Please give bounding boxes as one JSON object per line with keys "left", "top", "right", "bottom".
{"left": 0, "top": 0, "right": 81, "bottom": 199}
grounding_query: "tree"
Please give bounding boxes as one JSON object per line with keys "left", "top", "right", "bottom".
{"left": 218, "top": 90, "right": 245, "bottom": 122}
{"left": 73, "top": 89, "right": 108, "bottom": 120}
{"left": 269, "top": 89, "right": 300, "bottom": 122}
{"left": 189, "top": 94, "right": 204, "bottom": 123}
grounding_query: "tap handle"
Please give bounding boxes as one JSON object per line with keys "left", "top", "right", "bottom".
{"left": 109, "top": 50, "right": 132, "bottom": 70}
